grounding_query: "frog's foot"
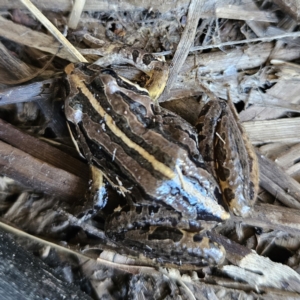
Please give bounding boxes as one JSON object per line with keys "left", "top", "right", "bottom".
{"left": 89, "top": 165, "right": 108, "bottom": 209}
{"left": 136, "top": 228, "right": 225, "bottom": 266}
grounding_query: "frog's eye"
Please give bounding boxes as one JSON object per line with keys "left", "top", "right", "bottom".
{"left": 116, "top": 75, "right": 149, "bottom": 95}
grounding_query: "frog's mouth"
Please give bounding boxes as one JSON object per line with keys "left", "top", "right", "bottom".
{"left": 156, "top": 168, "right": 230, "bottom": 222}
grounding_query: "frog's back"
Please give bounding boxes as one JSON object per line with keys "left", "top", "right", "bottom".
{"left": 65, "top": 65, "right": 228, "bottom": 221}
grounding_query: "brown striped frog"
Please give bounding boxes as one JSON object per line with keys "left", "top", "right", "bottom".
{"left": 64, "top": 46, "right": 259, "bottom": 267}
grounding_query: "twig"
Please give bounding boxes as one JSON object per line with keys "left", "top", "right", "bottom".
{"left": 19, "top": 0, "right": 87, "bottom": 63}
{"left": 160, "top": 0, "right": 205, "bottom": 100}
{"left": 68, "top": 0, "right": 86, "bottom": 29}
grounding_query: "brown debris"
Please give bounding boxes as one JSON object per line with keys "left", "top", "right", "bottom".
{"left": 0, "top": 118, "right": 89, "bottom": 179}
{"left": 0, "top": 1, "right": 300, "bottom": 299}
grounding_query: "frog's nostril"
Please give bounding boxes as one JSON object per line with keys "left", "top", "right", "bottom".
{"left": 193, "top": 233, "right": 203, "bottom": 242}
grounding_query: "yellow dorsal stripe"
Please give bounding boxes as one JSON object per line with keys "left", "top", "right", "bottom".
{"left": 71, "top": 74, "right": 175, "bottom": 180}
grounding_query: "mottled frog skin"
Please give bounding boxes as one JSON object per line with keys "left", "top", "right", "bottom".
{"left": 64, "top": 48, "right": 258, "bottom": 267}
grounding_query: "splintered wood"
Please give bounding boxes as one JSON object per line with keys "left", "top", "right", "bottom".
{"left": 1, "top": 1, "right": 300, "bottom": 299}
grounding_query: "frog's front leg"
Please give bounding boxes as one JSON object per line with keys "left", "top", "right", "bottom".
{"left": 66, "top": 120, "right": 108, "bottom": 210}
{"left": 196, "top": 99, "right": 259, "bottom": 216}
{"left": 105, "top": 205, "right": 226, "bottom": 266}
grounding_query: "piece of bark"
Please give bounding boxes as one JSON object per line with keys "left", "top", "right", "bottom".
{"left": 258, "top": 142, "right": 294, "bottom": 162}
{"left": 183, "top": 42, "right": 300, "bottom": 75}
{"left": 215, "top": 4, "right": 278, "bottom": 22}
{"left": 286, "top": 163, "right": 300, "bottom": 182}
{"left": 273, "top": 0, "right": 300, "bottom": 21}
{"left": 168, "top": 43, "right": 272, "bottom": 85}
{"left": 208, "top": 231, "right": 300, "bottom": 292}
{"left": 240, "top": 101, "right": 300, "bottom": 122}
{"left": 0, "top": 228, "right": 92, "bottom": 300}
{"left": 264, "top": 75, "right": 300, "bottom": 107}
{"left": 0, "top": 118, "right": 89, "bottom": 179}
{"left": 0, "top": 41, "right": 35, "bottom": 83}
{"left": 244, "top": 0, "right": 271, "bottom": 37}
{"left": 240, "top": 106, "right": 287, "bottom": 123}
{"left": 274, "top": 143, "right": 300, "bottom": 170}
{"left": 0, "top": 140, "right": 87, "bottom": 201}
{"left": 257, "top": 153, "right": 300, "bottom": 209}
{"left": 243, "top": 117, "right": 300, "bottom": 144}
{"left": 223, "top": 252, "right": 300, "bottom": 293}
{"left": 208, "top": 230, "right": 300, "bottom": 292}
{"left": 234, "top": 203, "right": 300, "bottom": 236}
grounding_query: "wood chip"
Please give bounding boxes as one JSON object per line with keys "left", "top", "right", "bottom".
{"left": 0, "top": 140, "right": 87, "bottom": 201}
{"left": 0, "top": 41, "right": 36, "bottom": 84}
{"left": 275, "top": 143, "right": 300, "bottom": 169}
{"left": 68, "top": 0, "right": 86, "bottom": 29}
{"left": 215, "top": 5, "right": 278, "bottom": 22}
{"left": 223, "top": 252, "right": 300, "bottom": 292}
{"left": 257, "top": 153, "right": 300, "bottom": 209}
{"left": 234, "top": 203, "right": 300, "bottom": 236}
{"left": 244, "top": 118, "right": 300, "bottom": 144}
{"left": 0, "top": 118, "right": 89, "bottom": 179}
{"left": 273, "top": 0, "right": 300, "bottom": 21}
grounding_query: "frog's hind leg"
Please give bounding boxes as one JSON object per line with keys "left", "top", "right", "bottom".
{"left": 214, "top": 98, "right": 259, "bottom": 216}
{"left": 105, "top": 205, "right": 225, "bottom": 266}
{"left": 195, "top": 95, "right": 259, "bottom": 217}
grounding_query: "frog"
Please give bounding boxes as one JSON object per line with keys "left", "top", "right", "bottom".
{"left": 64, "top": 45, "right": 259, "bottom": 267}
